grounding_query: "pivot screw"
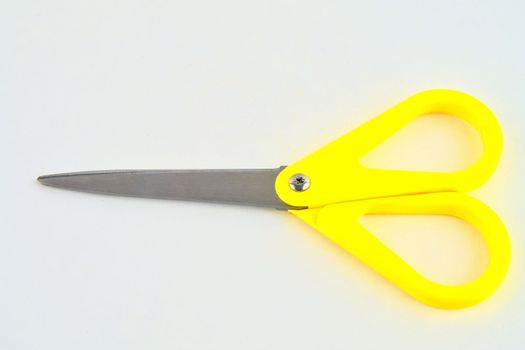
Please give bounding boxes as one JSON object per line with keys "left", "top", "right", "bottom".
{"left": 289, "top": 173, "right": 310, "bottom": 192}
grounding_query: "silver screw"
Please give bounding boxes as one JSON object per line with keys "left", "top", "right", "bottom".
{"left": 289, "top": 173, "right": 310, "bottom": 192}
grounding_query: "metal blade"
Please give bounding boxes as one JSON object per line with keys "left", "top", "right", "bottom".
{"left": 37, "top": 168, "right": 296, "bottom": 210}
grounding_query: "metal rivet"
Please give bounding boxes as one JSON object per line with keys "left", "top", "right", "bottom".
{"left": 289, "top": 173, "right": 310, "bottom": 192}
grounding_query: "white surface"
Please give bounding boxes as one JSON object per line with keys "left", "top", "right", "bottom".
{"left": 1, "top": 1, "right": 524, "bottom": 349}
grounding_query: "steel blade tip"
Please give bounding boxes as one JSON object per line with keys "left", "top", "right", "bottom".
{"left": 37, "top": 173, "right": 66, "bottom": 187}
{"left": 37, "top": 174, "right": 49, "bottom": 184}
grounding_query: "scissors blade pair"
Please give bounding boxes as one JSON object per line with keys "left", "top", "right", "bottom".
{"left": 37, "top": 168, "right": 295, "bottom": 210}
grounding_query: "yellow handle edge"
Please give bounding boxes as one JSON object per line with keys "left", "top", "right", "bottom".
{"left": 276, "top": 89, "right": 503, "bottom": 208}
{"left": 290, "top": 193, "right": 511, "bottom": 309}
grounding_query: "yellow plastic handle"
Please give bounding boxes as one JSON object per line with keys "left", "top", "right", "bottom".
{"left": 291, "top": 193, "right": 511, "bottom": 309}
{"left": 275, "top": 89, "right": 503, "bottom": 208}
{"left": 275, "top": 90, "right": 509, "bottom": 308}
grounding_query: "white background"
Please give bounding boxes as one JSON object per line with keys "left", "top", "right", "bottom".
{"left": 1, "top": 1, "right": 524, "bottom": 349}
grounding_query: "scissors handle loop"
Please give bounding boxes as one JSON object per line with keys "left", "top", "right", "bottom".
{"left": 290, "top": 193, "right": 510, "bottom": 309}
{"left": 275, "top": 89, "right": 503, "bottom": 208}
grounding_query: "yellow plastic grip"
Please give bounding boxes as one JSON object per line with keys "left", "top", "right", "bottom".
{"left": 275, "top": 89, "right": 503, "bottom": 208}
{"left": 275, "top": 89, "right": 510, "bottom": 308}
{"left": 290, "top": 193, "right": 511, "bottom": 309}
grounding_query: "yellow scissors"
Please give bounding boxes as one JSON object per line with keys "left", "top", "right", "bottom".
{"left": 38, "top": 89, "right": 510, "bottom": 309}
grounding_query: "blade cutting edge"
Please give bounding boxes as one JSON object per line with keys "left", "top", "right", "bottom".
{"left": 37, "top": 168, "right": 297, "bottom": 210}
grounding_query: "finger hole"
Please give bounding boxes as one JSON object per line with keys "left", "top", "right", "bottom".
{"left": 359, "top": 214, "right": 489, "bottom": 285}
{"left": 360, "top": 114, "right": 482, "bottom": 172}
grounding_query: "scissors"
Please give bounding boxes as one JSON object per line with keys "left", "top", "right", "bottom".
{"left": 38, "top": 89, "right": 511, "bottom": 309}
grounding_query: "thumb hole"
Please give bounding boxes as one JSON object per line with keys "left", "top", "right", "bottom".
{"left": 359, "top": 214, "right": 489, "bottom": 285}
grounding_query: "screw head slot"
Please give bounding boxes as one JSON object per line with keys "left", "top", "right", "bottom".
{"left": 289, "top": 173, "right": 310, "bottom": 192}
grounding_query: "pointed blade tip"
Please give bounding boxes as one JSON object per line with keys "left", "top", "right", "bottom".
{"left": 37, "top": 173, "right": 63, "bottom": 186}
{"left": 37, "top": 175, "right": 47, "bottom": 184}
